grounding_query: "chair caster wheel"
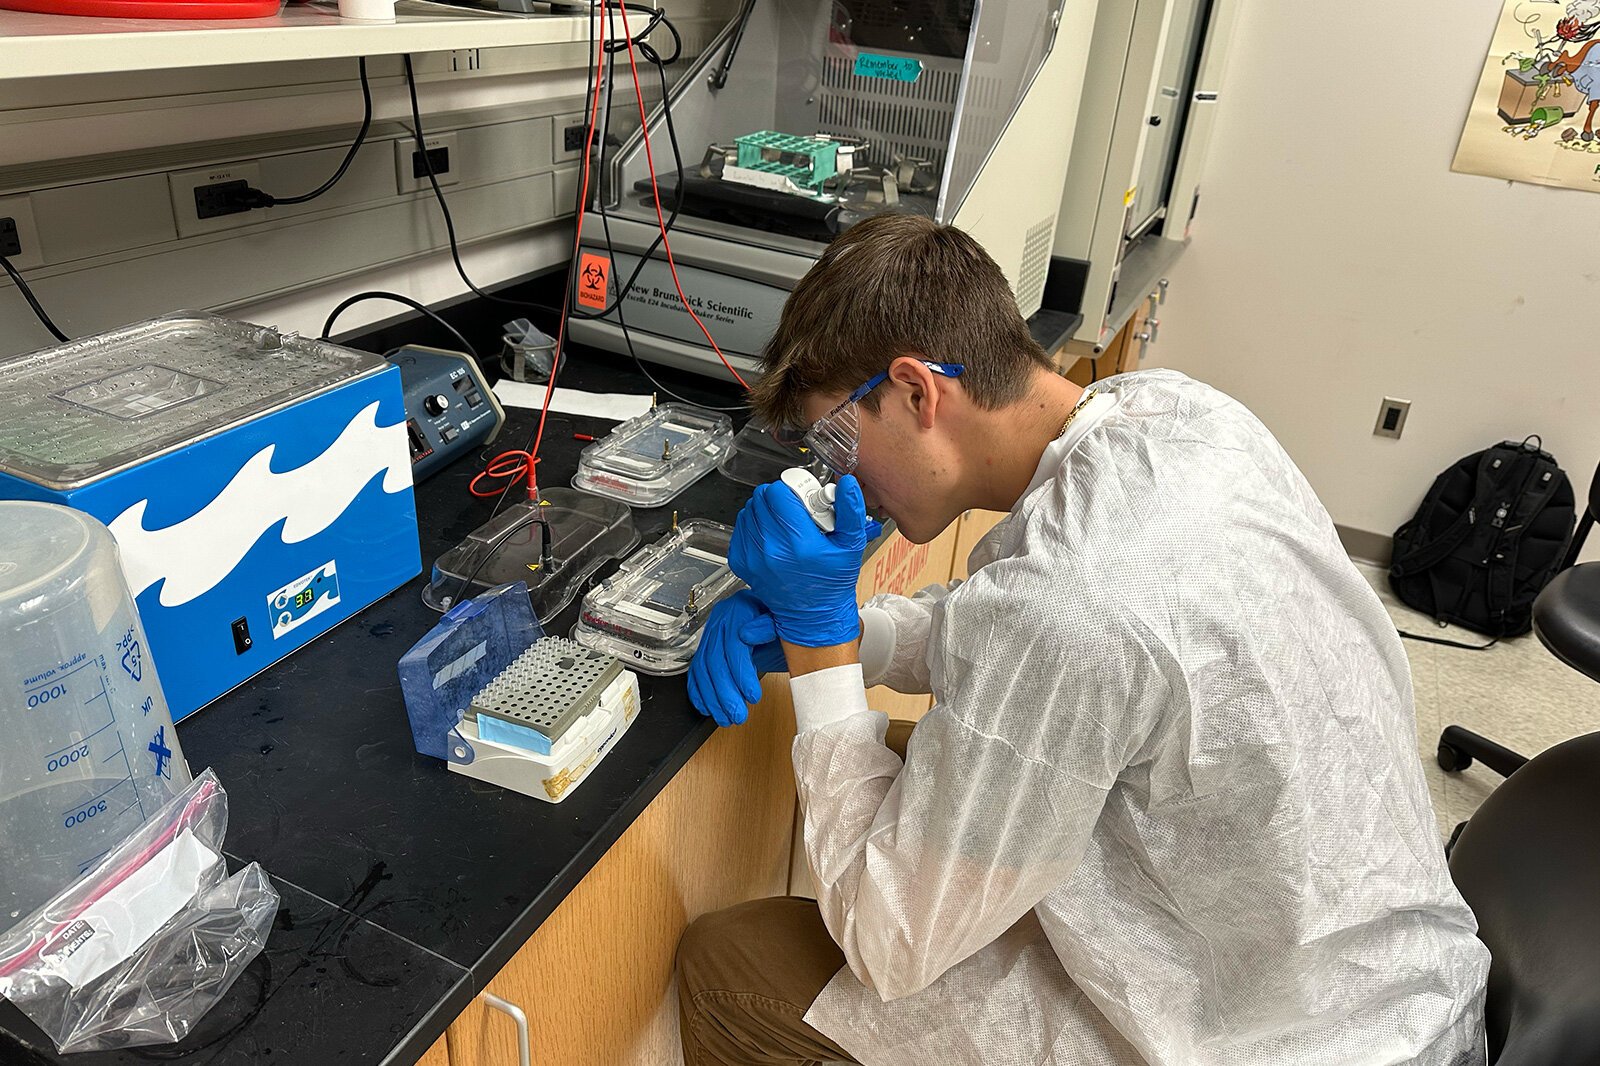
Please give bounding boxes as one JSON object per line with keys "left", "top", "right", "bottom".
{"left": 1437, "top": 742, "right": 1473, "bottom": 773}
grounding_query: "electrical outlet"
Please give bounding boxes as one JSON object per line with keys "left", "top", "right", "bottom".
{"left": 412, "top": 145, "right": 451, "bottom": 180}
{"left": 395, "top": 132, "right": 459, "bottom": 193}
{"left": 169, "top": 161, "right": 266, "bottom": 238}
{"left": 553, "top": 111, "right": 589, "bottom": 163}
{"left": 449, "top": 49, "right": 482, "bottom": 73}
{"left": 193, "top": 179, "right": 255, "bottom": 220}
{"left": 0, "top": 194, "right": 43, "bottom": 270}
{"left": 1374, "top": 397, "right": 1411, "bottom": 439}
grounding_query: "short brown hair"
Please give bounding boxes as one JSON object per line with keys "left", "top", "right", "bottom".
{"left": 751, "top": 214, "right": 1053, "bottom": 427}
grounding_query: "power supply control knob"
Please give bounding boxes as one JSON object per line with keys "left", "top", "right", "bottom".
{"left": 423, "top": 393, "right": 451, "bottom": 417}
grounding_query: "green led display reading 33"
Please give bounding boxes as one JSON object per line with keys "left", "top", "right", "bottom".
{"left": 294, "top": 589, "right": 315, "bottom": 609}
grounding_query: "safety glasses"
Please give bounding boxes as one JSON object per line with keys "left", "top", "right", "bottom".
{"left": 800, "top": 361, "right": 964, "bottom": 477}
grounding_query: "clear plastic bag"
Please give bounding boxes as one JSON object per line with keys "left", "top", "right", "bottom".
{"left": 0, "top": 769, "right": 278, "bottom": 1053}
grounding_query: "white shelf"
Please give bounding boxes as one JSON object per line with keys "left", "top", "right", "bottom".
{"left": 0, "top": 0, "right": 591, "bottom": 80}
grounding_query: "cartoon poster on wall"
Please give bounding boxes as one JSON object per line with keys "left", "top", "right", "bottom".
{"left": 1453, "top": 0, "right": 1600, "bottom": 191}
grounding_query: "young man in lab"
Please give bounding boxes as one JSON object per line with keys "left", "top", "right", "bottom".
{"left": 678, "top": 215, "right": 1490, "bottom": 1066}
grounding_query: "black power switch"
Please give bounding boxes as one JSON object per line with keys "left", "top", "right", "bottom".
{"left": 231, "top": 617, "right": 254, "bottom": 655}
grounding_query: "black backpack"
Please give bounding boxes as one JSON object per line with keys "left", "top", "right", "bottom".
{"left": 1389, "top": 437, "right": 1576, "bottom": 643}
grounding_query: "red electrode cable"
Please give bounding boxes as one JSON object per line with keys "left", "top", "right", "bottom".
{"left": 616, "top": 1, "right": 750, "bottom": 390}
{"left": 474, "top": 3, "right": 747, "bottom": 504}
{"left": 476, "top": 4, "right": 609, "bottom": 503}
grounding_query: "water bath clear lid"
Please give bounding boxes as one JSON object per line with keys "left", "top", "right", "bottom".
{"left": 0, "top": 311, "right": 384, "bottom": 489}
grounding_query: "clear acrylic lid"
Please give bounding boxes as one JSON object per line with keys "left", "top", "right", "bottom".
{"left": 0, "top": 311, "right": 384, "bottom": 489}
{"left": 718, "top": 419, "right": 828, "bottom": 488}
{"left": 572, "top": 404, "right": 734, "bottom": 507}
{"left": 422, "top": 489, "right": 641, "bottom": 622}
{"left": 573, "top": 520, "right": 743, "bottom": 674}
{"left": 938, "top": 0, "right": 1066, "bottom": 220}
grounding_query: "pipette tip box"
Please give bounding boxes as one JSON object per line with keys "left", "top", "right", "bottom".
{"left": 398, "top": 586, "right": 639, "bottom": 803}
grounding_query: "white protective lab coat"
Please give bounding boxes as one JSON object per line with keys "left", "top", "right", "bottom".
{"left": 789, "top": 370, "right": 1489, "bottom": 1066}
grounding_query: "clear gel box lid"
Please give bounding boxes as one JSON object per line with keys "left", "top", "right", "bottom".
{"left": 718, "top": 418, "right": 828, "bottom": 487}
{"left": 423, "top": 488, "right": 640, "bottom": 621}
{"left": 0, "top": 311, "right": 384, "bottom": 489}
{"left": 573, "top": 519, "right": 743, "bottom": 674}
{"left": 572, "top": 403, "right": 734, "bottom": 507}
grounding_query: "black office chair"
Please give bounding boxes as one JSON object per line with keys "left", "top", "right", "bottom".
{"left": 1436, "top": 458, "right": 1599, "bottom": 776}
{"left": 1441, "top": 513, "right": 1600, "bottom": 1064}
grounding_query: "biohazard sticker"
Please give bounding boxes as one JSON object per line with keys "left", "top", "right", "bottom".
{"left": 577, "top": 253, "right": 611, "bottom": 310}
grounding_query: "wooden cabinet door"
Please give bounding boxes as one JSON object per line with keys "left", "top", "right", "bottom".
{"left": 445, "top": 688, "right": 798, "bottom": 1066}
{"left": 418, "top": 1034, "right": 450, "bottom": 1066}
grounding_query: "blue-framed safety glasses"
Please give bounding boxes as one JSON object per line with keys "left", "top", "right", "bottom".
{"left": 801, "top": 361, "right": 964, "bottom": 477}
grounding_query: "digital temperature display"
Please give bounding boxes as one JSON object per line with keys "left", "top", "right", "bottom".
{"left": 268, "top": 561, "right": 342, "bottom": 640}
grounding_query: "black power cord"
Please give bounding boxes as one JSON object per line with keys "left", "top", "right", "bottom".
{"left": 418, "top": 4, "right": 729, "bottom": 613}
{"left": 320, "top": 290, "right": 479, "bottom": 362}
{"left": 448, "top": 510, "right": 551, "bottom": 610}
{"left": 1, "top": 253, "right": 70, "bottom": 343}
{"left": 401, "top": 55, "right": 557, "bottom": 317}
{"left": 228, "top": 57, "right": 374, "bottom": 213}
{"left": 569, "top": 3, "right": 690, "bottom": 320}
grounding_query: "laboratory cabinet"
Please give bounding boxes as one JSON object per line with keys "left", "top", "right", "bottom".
{"left": 437, "top": 685, "right": 797, "bottom": 1064}
{"left": 1054, "top": 0, "right": 1239, "bottom": 349}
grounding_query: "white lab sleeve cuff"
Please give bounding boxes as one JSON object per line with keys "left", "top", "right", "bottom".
{"left": 857, "top": 606, "right": 896, "bottom": 688}
{"left": 790, "top": 663, "right": 874, "bottom": 733}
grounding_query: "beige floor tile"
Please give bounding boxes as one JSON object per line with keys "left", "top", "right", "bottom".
{"left": 1355, "top": 564, "right": 1600, "bottom": 832}
{"left": 1431, "top": 634, "right": 1599, "bottom": 825}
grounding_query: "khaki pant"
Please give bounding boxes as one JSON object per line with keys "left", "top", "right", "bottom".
{"left": 676, "top": 720, "right": 914, "bottom": 1066}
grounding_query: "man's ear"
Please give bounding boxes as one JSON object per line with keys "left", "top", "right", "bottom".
{"left": 887, "top": 355, "right": 940, "bottom": 430}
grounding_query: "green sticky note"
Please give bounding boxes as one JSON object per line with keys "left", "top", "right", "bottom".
{"left": 853, "top": 52, "right": 924, "bottom": 82}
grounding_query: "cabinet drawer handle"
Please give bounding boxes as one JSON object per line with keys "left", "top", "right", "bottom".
{"left": 483, "top": 993, "right": 531, "bottom": 1066}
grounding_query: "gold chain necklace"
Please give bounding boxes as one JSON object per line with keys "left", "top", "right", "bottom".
{"left": 1056, "top": 390, "right": 1098, "bottom": 440}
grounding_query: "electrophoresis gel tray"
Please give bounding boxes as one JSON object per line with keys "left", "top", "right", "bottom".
{"left": 572, "top": 403, "right": 734, "bottom": 507}
{"left": 717, "top": 418, "right": 828, "bottom": 487}
{"left": 572, "top": 519, "right": 743, "bottom": 675}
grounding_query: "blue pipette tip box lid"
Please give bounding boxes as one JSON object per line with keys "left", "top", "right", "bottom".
{"left": 398, "top": 581, "right": 543, "bottom": 761}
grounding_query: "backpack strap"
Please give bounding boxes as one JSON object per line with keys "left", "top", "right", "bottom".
{"left": 1389, "top": 450, "right": 1501, "bottom": 578}
{"left": 1485, "top": 458, "right": 1566, "bottom": 618}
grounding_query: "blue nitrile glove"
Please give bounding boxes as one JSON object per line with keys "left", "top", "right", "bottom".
{"left": 687, "top": 591, "right": 788, "bottom": 727}
{"left": 727, "top": 474, "right": 882, "bottom": 648}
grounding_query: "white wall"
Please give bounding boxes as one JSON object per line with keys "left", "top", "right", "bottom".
{"left": 1148, "top": 0, "right": 1600, "bottom": 563}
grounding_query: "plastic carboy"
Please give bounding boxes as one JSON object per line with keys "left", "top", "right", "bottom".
{"left": 0, "top": 501, "right": 191, "bottom": 931}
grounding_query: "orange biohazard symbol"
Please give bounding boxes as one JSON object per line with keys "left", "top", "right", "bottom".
{"left": 577, "top": 253, "right": 611, "bottom": 310}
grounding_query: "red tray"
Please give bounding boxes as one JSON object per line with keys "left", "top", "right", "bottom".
{"left": 0, "top": 0, "right": 279, "bottom": 17}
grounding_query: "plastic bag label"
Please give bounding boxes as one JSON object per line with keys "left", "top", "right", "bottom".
{"left": 41, "top": 829, "right": 220, "bottom": 990}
